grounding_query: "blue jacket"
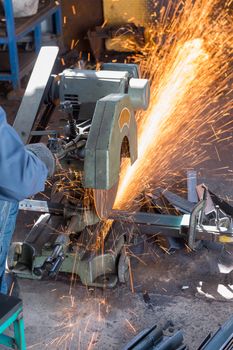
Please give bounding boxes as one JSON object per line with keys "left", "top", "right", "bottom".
{"left": 0, "top": 107, "right": 48, "bottom": 202}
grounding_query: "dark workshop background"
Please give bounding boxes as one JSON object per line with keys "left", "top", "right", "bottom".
{"left": 61, "top": 0, "right": 103, "bottom": 51}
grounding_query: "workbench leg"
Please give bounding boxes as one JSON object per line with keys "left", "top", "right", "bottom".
{"left": 34, "top": 24, "right": 42, "bottom": 54}
{"left": 4, "top": 0, "right": 20, "bottom": 89}
{"left": 8, "top": 41, "right": 20, "bottom": 89}
{"left": 53, "top": 8, "right": 62, "bottom": 35}
{"left": 14, "top": 317, "right": 26, "bottom": 350}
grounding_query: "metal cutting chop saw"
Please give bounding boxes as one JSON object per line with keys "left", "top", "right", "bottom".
{"left": 9, "top": 47, "right": 150, "bottom": 287}
{"left": 8, "top": 47, "right": 233, "bottom": 287}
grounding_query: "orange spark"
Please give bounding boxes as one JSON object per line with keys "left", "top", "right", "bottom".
{"left": 71, "top": 5, "right": 77, "bottom": 15}
{"left": 114, "top": 0, "right": 233, "bottom": 209}
{"left": 125, "top": 319, "right": 137, "bottom": 333}
{"left": 115, "top": 39, "right": 208, "bottom": 207}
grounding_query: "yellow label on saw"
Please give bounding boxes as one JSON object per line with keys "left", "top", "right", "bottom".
{"left": 219, "top": 235, "right": 233, "bottom": 243}
{"left": 118, "top": 108, "right": 131, "bottom": 132}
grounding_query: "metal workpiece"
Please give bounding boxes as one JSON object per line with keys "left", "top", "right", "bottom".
{"left": 112, "top": 204, "right": 233, "bottom": 246}
{"left": 18, "top": 199, "right": 64, "bottom": 214}
{"left": 16, "top": 185, "right": 233, "bottom": 287}
{"left": 19, "top": 196, "right": 233, "bottom": 244}
{"left": 111, "top": 211, "right": 190, "bottom": 235}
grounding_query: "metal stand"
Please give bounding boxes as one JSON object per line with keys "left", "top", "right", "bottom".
{"left": 0, "top": 0, "right": 62, "bottom": 88}
{"left": 0, "top": 293, "right": 26, "bottom": 350}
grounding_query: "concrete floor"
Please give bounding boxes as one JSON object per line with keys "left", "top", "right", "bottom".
{"left": 1, "top": 82, "right": 233, "bottom": 349}
{"left": 14, "top": 240, "right": 233, "bottom": 349}
{"left": 12, "top": 204, "right": 233, "bottom": 349}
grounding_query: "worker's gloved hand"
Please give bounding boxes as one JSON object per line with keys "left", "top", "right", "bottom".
{"left": 25, "top": 143, "right": 55, "bottom": 177}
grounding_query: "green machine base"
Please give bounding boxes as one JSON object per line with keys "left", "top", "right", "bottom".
{"left": 8, "top": 213, "right": 130, "bottom": 288}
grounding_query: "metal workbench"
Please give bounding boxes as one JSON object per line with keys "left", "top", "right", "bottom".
{"left": 0, "top": 0, "right": 62, "bottom": 89}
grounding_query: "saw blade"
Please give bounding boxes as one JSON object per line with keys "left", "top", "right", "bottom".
{"left": 93, "top": 181, "right": 119, "bottom": 219}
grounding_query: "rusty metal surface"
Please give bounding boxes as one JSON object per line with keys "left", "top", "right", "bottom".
{"left": 103, "top": 0, "right": 149, "bottom": 26}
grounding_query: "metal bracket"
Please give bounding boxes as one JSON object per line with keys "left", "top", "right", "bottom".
{"left": 188, "top": 186, "right": 207, "bottom": 249}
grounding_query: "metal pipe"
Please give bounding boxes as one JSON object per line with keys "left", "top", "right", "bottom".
{"left": 131, "top": 327, "right": 163, "bottom": 350}
{"left": 154, "top": 331, "right": 184, "bottom": 350}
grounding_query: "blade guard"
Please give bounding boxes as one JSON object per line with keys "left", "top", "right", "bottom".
{"left": 84, "top": 94, "right": 137, "bottom": 190}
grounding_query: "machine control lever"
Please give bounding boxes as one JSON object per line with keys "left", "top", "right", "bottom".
{"left": 33, "top": 243, "right": 65, "bottom": 278}
{"left": 60, "top": 101, "right": 78, "bottom": 139}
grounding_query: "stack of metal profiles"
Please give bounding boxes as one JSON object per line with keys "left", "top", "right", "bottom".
{"left": 122, "top": 316, "right": 233, "bottom": 350}
{"left": 122, "top": 324, "right": 187, "bottom": 350}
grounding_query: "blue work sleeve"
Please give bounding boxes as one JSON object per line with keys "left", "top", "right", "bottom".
{"left": 0, "top": 107, "right": 48, "bottom": 202}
